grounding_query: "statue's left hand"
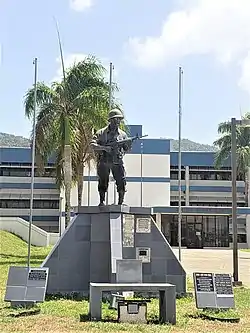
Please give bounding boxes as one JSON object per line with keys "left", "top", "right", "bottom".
{"left": 123, "top": 143, "right": 131, "bottom": 151}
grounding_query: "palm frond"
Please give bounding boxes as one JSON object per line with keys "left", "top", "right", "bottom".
{"left": 217, "top": 121, "right": 232, "bottom": 135}
{"left": 214, "top": 146, "right": 231, "bottom": 169}
{"left": 24, "top": 83, "right": 56, "bottom": 119}
{"left": 34, "top": 103, "right": 61, "bottom": 172}
{"left": 213, "top": 133, "right": 231, "bottom": 149}
{"left": 215, "top": 112, "right": 250, "bottom": 177}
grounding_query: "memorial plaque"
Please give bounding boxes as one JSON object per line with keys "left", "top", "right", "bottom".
{"left": 5, "top": 266, "right": 49, "bottom": 304}
{"left": 193, "top": 272, "right": 235, "bottom": 309}
{"left": 214, "top": 274, "right": 233, "bottom": 295}
{"left": 136, "top": 247, "right": 151, "bottom": 263}
{"left": 195, "top": 273, "right": 214, "bottom": 293}
{"left": 28, "top": 269, "right": 47, "bottom": 281}
{"left": 214, "top": 273, "right": 235, "bottom": 309}
{"left": 123, "top": 214, "right": 134, "bottom": 247}
{"left": 136, "top": 217, "right": 151, "bottom": 233}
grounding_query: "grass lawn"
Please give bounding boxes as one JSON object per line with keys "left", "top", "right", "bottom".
{"left": 1, "top": 230, "right": 250, "bottom": 333}
{"left": 240, "top": 249, "right": 250, "bottom": 252}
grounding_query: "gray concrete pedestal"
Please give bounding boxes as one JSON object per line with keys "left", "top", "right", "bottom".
{"left": 42, "top": 206, "right": 186, "bottom": 296}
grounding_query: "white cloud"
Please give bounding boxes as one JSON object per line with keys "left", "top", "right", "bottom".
{"left": 69, "top": 0, "right": 93, "bottom": 12}
{"left": 125, "top": 0, "right": 250, "bottom": 93}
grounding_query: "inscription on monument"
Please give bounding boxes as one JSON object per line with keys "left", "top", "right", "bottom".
{"left": 214, "top": 274, "right": 233, "bottom": 295}
{"left": 195, "top": 273, "right": 214, "bottom": 293}
{"left": 28, "top": 269, "right": 47, "bottom": 281}
{"left": 136, "top": 217, "right": 151, "bottom": 233}
{"left": 193, "top": 272, "right": 235, "bottom": 309}
{"left": 123, "top": 214, "right": 135, "bottom": 247}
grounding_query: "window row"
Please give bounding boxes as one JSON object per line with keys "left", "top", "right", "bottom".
{"left": 0, "top": 199, "right": 59, "bottom": 209}
{"left": 1, "top": 162, "right": 54, "bottom": 167}
{"left": 170, "top": 170, "right": 245, "bottom": 181}
{"left": 170, "top": 165, "right": 231, "bottom": 170}
{"left": 171, "top": 201, "right": 246, "bottom": 207}
{"left": 0, "top": 167, "right": 56, "bottom": 177}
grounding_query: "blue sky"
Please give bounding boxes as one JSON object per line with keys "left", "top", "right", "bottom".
{"left": 1, "top": 0, "right": 250, "bottom": 145}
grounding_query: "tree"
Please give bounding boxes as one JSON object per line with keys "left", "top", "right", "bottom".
{"left": 24, "top": 56, "right": 118, "bottom": 225}
{"left": 213, "top": 112, "right": 250, "bottom": 205}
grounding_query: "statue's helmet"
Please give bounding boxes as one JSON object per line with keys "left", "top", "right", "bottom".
{"left": 108, "top": 108, "right": 124, "bottom": 121}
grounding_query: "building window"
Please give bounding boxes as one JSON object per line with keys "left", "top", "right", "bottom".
{"left": 229, "top": 234, "right": 247, "bottom": 243}
{"left": 0, "top": 199, "right": 59, "bottom": 209}
{"left": 170, "top": 170, "right": 185, "bottom": 180}
{"left": 189, "top": 171, "right": 232, "bottom": 181}
{"left": 190, "top": 202, "right": 245, "bottom": 207}
{"left": 171, "top": 201, "right": 185, "bottom": 206}
{"left": 0, "top": 167, "right": 56, "bottom": 177}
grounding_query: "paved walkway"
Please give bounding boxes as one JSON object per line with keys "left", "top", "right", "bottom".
{"left": 173, "top": 249, "right": 250, "bottom": 286}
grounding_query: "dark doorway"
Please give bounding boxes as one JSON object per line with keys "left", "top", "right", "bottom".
{"left": 185, "top": 216, "right": 203, "bottom": 248}
{"left": 168, "top": 215, "right": 229, "bottom": 248}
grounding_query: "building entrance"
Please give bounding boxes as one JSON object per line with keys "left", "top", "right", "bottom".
{"left": 186, "top": 219, "right": 203, "bottom": 248}
{"left": 166, "top": 215, "right": 229, "bottom": 248}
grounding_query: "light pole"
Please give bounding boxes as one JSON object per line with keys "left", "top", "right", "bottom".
{"left": 231, "top": 117, "right": 250, "bottom": 285}
{"left": 87, "top": 161, "right": 91, "bottom": 206}
{"left": 140, "top": 142, "right": 143, "bottom": 207}
{"left": 27, "top": 58, "right": 38, "bottom": 268}
{"left": 178, "top": 67, "right": 183, "bottom": 262}
{"left": 59, "top": 196, "right": 63, "bottom": 237}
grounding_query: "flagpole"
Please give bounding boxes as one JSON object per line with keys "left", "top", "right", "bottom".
{"left": 178, "top": 66, "right": 183, "bottom": 262}
{"left": 140, "top": 142, "right": 143, "bottom": 206}
{"left": 107, "top": 62, "right": 115, "bottom": 204}
{"left": 27, "top": 58, "right": 38, "bottom": 268}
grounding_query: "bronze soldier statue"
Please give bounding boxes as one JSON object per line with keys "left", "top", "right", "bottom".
{"left": 90, "top": 109, "right": 131, "bottom": 206}
{"left": 91, "top": 108, "right": 148, "bottom": 206}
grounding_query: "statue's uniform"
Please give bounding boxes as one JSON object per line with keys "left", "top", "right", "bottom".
{"left": 91, "top": 125, "right": 130, "bottom": 201}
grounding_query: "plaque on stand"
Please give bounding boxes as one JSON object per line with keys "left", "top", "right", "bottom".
{"left": 193, "top": 272, "right": 235, "bottom": 309}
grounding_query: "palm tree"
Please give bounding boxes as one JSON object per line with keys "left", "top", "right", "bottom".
{"left": 213, "top": 112, "right": 250, "bottom": 205}
{"left": 24, "top": 56, "right": 117, "bottom": 226}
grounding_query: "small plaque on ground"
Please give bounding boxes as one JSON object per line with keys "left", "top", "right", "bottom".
{"left": 136, "top": 217, "right": 151, "bottom": 233}
{"left": 28, "top": 269, "right": 47, "bottom": 281}
{"left": 5, "top": 266, "right": 49, "bottom": 304}
{"left": 193, "top": 272, "right": 235, "bottom": 309}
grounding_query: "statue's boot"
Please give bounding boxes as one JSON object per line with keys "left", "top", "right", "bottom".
{"left": 118, "top": 191, "right": 125, "bottom": 205}
{"left": 98, "top": 192, "right": 105, "bottom": 206}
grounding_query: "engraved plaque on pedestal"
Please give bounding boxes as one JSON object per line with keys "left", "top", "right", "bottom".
{"left": 136, "top": 217, "right": 151, "bottom": 233}
{"left": 123, "top": 214, "right": 135, "bottom": 247}
{"left": 136, "top": 247, "right": 151, "bottom": 263}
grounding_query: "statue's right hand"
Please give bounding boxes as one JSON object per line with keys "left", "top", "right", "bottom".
{"left": 103, "top": 146, "right": 112, "bottom": 153}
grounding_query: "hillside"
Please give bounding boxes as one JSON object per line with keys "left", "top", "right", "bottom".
{"left": 0, "top": 132, "right": 216, "bottom": 151}
{"left": 0, "top": 132, "right": 30, "bottom": 147}
{"left": 170, "top": 138, "right": 217, "bottom": 152}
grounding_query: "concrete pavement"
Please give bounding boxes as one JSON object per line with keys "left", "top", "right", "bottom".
{"left": 173, "top": 248, "right": 250, "bottom": 286}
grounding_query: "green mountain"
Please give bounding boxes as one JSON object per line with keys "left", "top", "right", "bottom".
{"left": 0, "top": 132, "right": 217, "bottom": 151}
{"left": 0, "top": 133, "right": 30, "bottom": 147}
{"left": 170, "top": 138, "right": 217, "bottom": 152}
